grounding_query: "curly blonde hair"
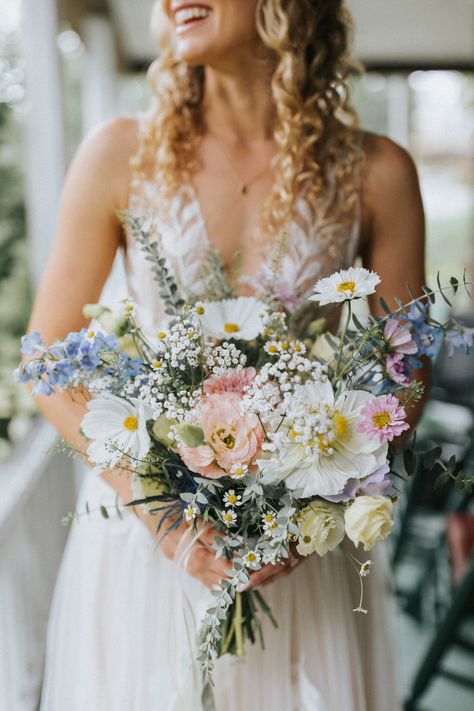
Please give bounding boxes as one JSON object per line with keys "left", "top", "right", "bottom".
{"left": 132, "top": 0, "right": 363, "bottom": 233}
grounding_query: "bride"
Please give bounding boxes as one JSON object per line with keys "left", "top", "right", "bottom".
{"left": 29, "top": 1, "right": 426, "bottom": 709}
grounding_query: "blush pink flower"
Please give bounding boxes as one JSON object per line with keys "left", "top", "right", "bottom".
{"left": 203, "top": 367, "right": 256, "bottom": 396}
{"left": 386, "top": 352, "right": 411, "bottom": 386}
{"left": 384, "top": 319, "right": 417, "bottom": 355}
{"left": 357, "top": 394, "right": 409, "bottom": 444}
{"left": 179, "top": 392, "right": 264, "bottom": 479}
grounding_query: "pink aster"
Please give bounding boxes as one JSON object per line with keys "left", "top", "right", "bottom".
{"left": 386, "top": 352, "right": 411, "bottom": 386}
{"left": 203, "top": 367, "right": 256, "bottom": 396}
{"left": 357, "top": 394, "right": 410, "bottom": 444}
{"left": 384, "top": 319, "right": 418, "bottom": 355}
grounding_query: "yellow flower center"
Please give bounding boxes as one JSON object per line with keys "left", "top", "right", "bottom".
{"left": 152, "top": 360, "right": 162, "bottom": 369}
{"left": 333, "top": 412, "right": 348, "bottom": 439}
{"left": 87, "top": 330, "right": 95, "bottom": 338}
{"left": 303, "top": 535, "right": 312, "bottom": 544}
{"left": 372, "top": 412, "right": 392, "bottom": 429}
{"left": 246, "top": 552, "right": 256, "bottom": 562}
{"left": 227, "top": 494, "right": 238, "bottom": 505}
{"left": 195, "top": 305, "right": 205, "bottom": 315}
{"left": 232, "top": 467, "right": 245, "bottom": 477}
{"left": 224, "top": 323, "right": 240, "bottom": 333}
{"left": 263, "top": 514, "right": 274, "bottom": 524}
{"left": 267, "top": 344, "right": 278, "bottom": 353}
{"left": 187, "top": 331, "right": 196, "bottom": 339}
{"left": 215, "top": 428, "right": 236, "bottom": 449}
{"left": 123, "top": 416, "right": 138, "bottom": 431}
{"left": 337, "top": 280, "right": 356, "bottom": 294}
{"left": 157, "top": 331, "right": 167, "bottom": 340}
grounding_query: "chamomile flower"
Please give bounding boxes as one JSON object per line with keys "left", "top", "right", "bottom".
{"left": 242, "top": 550, "right": 261, "bottom": 569}
{"left": 184, "top": 504, "right": 199, "bottom": 522}
{"left": 230, "top": 463, "right": 248, "bottom": 480}
{"left": 262, "top": 511, "right": 278, "bottom": 536}
{"left": 82, "top": 393, "right": 152, "bottom": 467}
{"left": 223, "top": 490, "right": 242, "bottom": 508}
{"left": 197, "top": 297, "right": 267, "bottom": 340}
{"left": 222, "top": 510, "right": 238, "bottom": 528}
{"left": 309, "top": 267, "right": 380, "bottom": 305}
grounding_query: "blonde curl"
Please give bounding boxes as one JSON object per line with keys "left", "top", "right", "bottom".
{"left": 132, "top": 0, "right": 364, "bottom": 234}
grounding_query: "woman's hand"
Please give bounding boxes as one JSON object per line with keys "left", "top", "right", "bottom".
{"left": 244, "top": 545, "right": 304, "bottom": 590}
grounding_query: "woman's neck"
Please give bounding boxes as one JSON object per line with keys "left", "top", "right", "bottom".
{"left": 202, "top": 55, "right": 275, "bottom": 145}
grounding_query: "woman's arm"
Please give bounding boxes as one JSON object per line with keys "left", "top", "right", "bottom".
{"left": 27, "top": 118, "right": 232, "bottom": 588}
{"left": 360, "top": 134, "right": 431, "bottom": 431}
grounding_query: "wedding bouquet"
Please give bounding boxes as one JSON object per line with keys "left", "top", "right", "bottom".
{"left": 16, "top": 220, "right": 474, "bottom": 681}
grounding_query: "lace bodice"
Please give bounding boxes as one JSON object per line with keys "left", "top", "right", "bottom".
{"left": 122, "top": 138, "right": 361, "bottom": 337}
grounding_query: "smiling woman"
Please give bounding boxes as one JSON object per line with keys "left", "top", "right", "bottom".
{"left": 29, "top": 1, "right": 426, "bottom": 710}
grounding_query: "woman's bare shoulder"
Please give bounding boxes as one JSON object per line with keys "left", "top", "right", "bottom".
{"left": 69, "top": 115, "right": 143, "bottom": 208}
{"left": 360, "top": 132, "right": 420, "bottom": 202}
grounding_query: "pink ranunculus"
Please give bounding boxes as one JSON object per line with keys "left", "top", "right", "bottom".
{"left": 357, "top": 394, "right": 410, "bottom": 444}
{"left": 203, "top": 367, "right": 256, "bottom": 396}
{"left": 386, "top": 352, "right": 411, "bottom": 386}
{"left": 179, "top": 392, "right": 264, "bottom": 479}
{"left": 384, "top": 318, "right": 418, "bottom": 355}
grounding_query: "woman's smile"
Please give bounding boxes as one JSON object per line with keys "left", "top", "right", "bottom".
{"left": 173, "top": 3, "right": 213, "bottom": 35}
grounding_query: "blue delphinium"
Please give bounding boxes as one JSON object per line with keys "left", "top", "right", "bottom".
{"left": 20, "top": 331, "right": 45, "bottom": 356}
{"left": 407, "top": 303, "right": 444, "bottom": 358}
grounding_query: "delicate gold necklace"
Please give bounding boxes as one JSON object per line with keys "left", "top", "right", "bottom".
{"left": 213, "top": 137, "right": 273, "bottom": 195}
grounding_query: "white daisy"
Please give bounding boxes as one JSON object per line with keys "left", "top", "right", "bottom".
{"left": 242, "top": 550, "right": 261, "bottom": 569}
{"left": 261, "top": 511, "right": 278, "bottom": 536}
{"left": 262, "top": 380, "right": 388, "bottom": 498}
{"left": 230, "top": 463, "right": 248, "bottom": 479}
{"left": 184, "top": 504, "right": 199, "bottom": 522}
{"left": 223, "top": 489, "right": 242, "bottom": 508}
{"left": 198, "top": 297, "right": 267, "bottom": 340}
{"left": 309, "top": 267, "right": 381, "bottom": 305}
{"left": 222, "top": 510, "right": 238, "bottom": 528}
{"left": 82, "top": 393, "right": 152, "bottom": 467}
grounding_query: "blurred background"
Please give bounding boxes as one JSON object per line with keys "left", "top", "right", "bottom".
{"left": 0, "top": 1, "right": 473, "bottom": 709}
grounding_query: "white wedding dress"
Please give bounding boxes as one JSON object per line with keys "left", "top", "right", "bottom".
{"left": 40, "top": 124, "right": 401, "bottom": 711}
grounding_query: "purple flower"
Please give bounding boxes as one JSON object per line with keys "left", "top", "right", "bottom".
{"left": 32, "top": 379, "right": 54, "bottom": 396}
{"left": 323, "top": 463, "right": 392, "bottom": 503}
{"left": 445, "top": 327, "right": 474, "bottom": 357}
{"left": 20, "top": 331, "right": 45, "bottom": 356}
{"left": 357, "top": 394, "right": 410, "bottom": 444}
{"left": 384, "top": 318, "right": 417, "bottom": 355}
{"left": 386, "top": 352, "right": 411, "bottom": 386}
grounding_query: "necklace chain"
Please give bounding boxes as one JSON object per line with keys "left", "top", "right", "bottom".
{"left": 213, "top": 137, "right": 273, "bottom": 195}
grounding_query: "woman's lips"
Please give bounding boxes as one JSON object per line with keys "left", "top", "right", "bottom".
{"left": 174, "top": 5, "right": 212, "bottom": 34}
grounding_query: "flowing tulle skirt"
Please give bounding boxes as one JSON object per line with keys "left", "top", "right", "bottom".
{"left": 40, "top": 470, "right": 401, "bottom": 711}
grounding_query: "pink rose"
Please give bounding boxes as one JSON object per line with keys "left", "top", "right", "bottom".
{"left": 179, "top": 392, "right": 264, "bottom": 478}
{"left": 203, "top": 367, "right": 256, "bottom": 395}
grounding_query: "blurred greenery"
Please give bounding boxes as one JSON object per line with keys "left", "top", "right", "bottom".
{"left": 0, "top": 46, "right": 35, "bottom": 459}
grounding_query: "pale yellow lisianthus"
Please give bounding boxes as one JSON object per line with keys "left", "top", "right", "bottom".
{"left": 296, "top": 501, "right": 345, "bottom": 557}
{"left": 344, "top": 495, "right": 393, "bottom": 551}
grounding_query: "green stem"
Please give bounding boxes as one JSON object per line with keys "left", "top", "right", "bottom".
{"left": 335, "top": 301, "right": 352, "bottom": 379}
{"left": 234, "top": 592, "right": 244, "bottom": 656}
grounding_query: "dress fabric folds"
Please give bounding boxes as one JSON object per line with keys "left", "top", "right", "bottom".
{"left": 40, "top": 119, "right": 401, "bottom": 710}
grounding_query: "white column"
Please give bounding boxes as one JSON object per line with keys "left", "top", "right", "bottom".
{"left": 81, "top": 14, "right": 119, "bottom": 135}
{"left": 23, "top": 0, "right": 66, "bottom": 288}
{"left": 387, "top": 74, "right": 410, "bottom": 149}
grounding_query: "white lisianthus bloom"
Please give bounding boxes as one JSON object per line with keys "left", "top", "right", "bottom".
{"left": 344, "top": 495, "right": 394, "bottom": 551}
{"left": 264, "top": 381, "right": 388, "bottom": 498}
{"left": 296, "top": 501, "right": 345, "bottom": 557}
{"left": 82, "top": 394, "right": 152, "bottom": 467}
{"left": 198, "top": 297, "right": 267, "bottom": 340}
{"left": 309, "top": 267, "right": 381, "bottom": 305}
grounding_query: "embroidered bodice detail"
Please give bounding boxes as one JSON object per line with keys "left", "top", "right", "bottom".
{"left": 123, "top": 142, "right": 361, "bottom": 337}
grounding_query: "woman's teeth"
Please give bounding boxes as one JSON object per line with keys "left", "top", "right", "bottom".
{"left": 175, "top": 7, "right": 212, "bottom": 27}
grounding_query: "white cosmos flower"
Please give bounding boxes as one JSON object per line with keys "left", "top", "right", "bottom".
{"left": 309, "top": 267, "right": 381, "bottom": 305}
{"left": 198, "top": 297, "right": 267, "bottom": 340}
{"left": 82, "top": 393, "right": 152, "bottom": 467}
{"left": 262, "top": 380, "right": 388, "bottom": 498}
